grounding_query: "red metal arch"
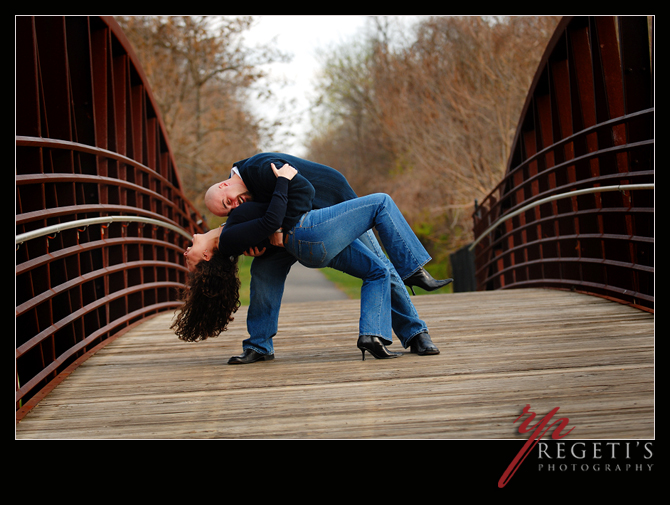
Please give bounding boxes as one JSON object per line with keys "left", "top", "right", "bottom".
{"left": 16, "top": 16, "right": 207, "bottom": 414}
{"left": 472, "top": 16, "right": 653, "bottom": 311}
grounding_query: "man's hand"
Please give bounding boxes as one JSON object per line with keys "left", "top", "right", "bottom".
{"left": 269, "top": 231, "right": 284, "bottom": 248}
{"left": 243, "top": 246, "right": 266, "bottom": 257}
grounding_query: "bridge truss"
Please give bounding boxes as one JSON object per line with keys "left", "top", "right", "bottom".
{"left": 472, "top": 16, "right": 654, "bottom": 311}
{"left": 16, "top": 16, "right": 208, "bottom": 413}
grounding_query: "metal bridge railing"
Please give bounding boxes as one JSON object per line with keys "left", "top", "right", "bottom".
{"left": 16, "top": 215, "right": 194, "bottom": 246}
{"left": 472, "top": 16, "right": 654, "bottom": 311}
{"left": 16, "top": 16, "right": 207, "bottom": 415}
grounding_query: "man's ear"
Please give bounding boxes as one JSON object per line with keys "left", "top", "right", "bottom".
{"left": 219, "top": 180, "right": 229, "bottom": 188}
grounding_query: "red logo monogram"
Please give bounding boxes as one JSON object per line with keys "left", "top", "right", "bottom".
{"left": 499, "top": 404, "right": 575, "bottom": 488}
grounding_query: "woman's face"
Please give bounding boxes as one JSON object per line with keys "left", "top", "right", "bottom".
{"left": 184, "top": 229, "right": 220, "bottom": 271}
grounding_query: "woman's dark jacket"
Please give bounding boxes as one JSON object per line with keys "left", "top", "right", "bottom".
{"left": 218, "top": 177, "right": 289, "bottom": 257}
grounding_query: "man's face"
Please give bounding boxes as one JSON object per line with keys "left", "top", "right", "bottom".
{"left": 206, "top": 180, "right": 252, "bottom": 217}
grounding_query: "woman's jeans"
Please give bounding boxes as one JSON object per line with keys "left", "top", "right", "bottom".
{"left": 283, "top": 193, "right": 431, "bottom": 344}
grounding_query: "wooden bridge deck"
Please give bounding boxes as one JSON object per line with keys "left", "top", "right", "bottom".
{"left": 15, "top": 288, "right": 654, "bottom": 439}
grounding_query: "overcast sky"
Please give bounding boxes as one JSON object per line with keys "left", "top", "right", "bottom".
{"left": 241, "top": 15, "right": 369, "bottom": 156}
{"left": 242, "top": 15, "right": 427, "bottom": 156}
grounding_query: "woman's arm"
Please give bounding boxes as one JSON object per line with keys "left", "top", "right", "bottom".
{"left": 238, "top": 155, "right": 316, "bottom": 224}
{"left": 217, "top": 165, "right": 296, "bottom": 256}
{"left": 272, "top": 162, "right": 298, "bottom": 180}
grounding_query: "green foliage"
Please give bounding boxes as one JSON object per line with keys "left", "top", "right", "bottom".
{"left": 237, "top": 255, "right": 252, "bottom": 305}
{"left": 320, "top": 268, "right": 363, "bottom": 299}
{"left": 238, "top": 255, "right": 452, "bottom": 305}
{"left": 321, "top": 261, "right": 453, "bottom": 299}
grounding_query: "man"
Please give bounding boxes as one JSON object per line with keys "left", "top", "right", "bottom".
{"left": 205, "top": 152, "right": 441, "bottom": 364}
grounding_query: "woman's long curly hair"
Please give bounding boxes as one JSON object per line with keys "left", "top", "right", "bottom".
{"left": 171, "top": 249, "right": 241, "bottom": 342}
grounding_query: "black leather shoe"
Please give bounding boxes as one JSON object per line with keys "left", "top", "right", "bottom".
{"left": 228, "top": 348, "right": 275, "bottom": 365}
{"left": 409, "top": 332, "right": 440, "bottom": 355}
{"left": 357, "top": 335, "right": 402, "bottom": 361}
{"left": 404, "top": 268, "right": 453, "bottom": 295}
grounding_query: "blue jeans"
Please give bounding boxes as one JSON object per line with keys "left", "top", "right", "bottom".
{"left": 243, "top": 194, "right": 429, "bottom": 354}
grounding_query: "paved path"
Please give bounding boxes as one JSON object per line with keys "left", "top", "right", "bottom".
{"left": 281, "top": 263, "right": 349, "bottom": 303}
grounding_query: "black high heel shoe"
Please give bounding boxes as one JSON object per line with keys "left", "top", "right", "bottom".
{"left": 404, "top": 268, "right": 453, "bottom": 295}
{"left": 357, "top": 335, "right": 402, "bottom": 361}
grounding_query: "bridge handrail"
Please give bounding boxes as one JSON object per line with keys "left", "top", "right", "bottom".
{"left": 469, "top": 183, "right": 654, "bottom": 251}
{"left": 16, "top": 215, "right": 194, "bottom": 245}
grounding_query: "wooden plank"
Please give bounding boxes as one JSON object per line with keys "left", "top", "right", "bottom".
{"left": 15, "top": 288, "right": 654, "bottom": 439}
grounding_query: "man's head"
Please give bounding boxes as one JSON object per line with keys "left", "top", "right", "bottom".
{"left": 205, "top": 175, "right": 252, "bottom": 217}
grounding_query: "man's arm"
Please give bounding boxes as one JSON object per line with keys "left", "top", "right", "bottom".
{"left": 239, "top": 156, "right": 316, "bottom": 229}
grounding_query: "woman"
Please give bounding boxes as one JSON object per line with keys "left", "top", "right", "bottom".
{"left": 172, "top": 163, "right": 452, "bottom": 360}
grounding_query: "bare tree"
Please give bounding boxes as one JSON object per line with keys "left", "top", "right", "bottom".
{"left": 116, "top": 16, "right": 290, "bottom": 219}
{"left": 306, "top": 16, "right": 560, "bottom": 260}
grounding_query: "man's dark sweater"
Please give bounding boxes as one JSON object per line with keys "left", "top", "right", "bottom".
{"left": 233, "top": 153, "right": 358, "bottom": 231}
